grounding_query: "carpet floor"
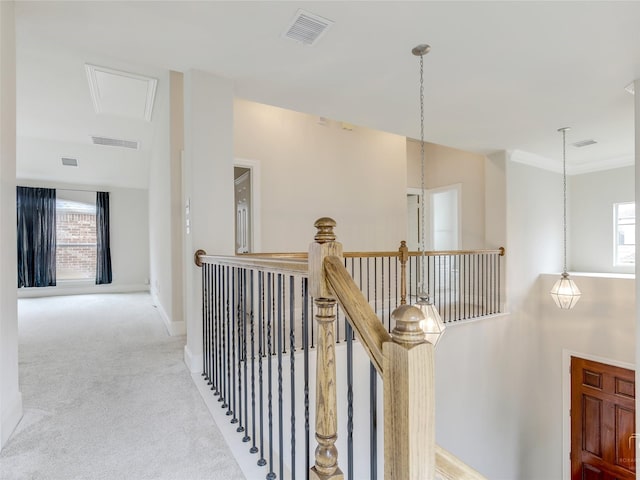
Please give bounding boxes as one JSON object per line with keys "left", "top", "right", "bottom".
{"left": 0, "top": 292, "right": 246, "bottom": 480}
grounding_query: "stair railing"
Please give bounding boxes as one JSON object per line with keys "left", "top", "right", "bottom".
{"left": 195, "top": 217, "right": 493, "bottom": 479}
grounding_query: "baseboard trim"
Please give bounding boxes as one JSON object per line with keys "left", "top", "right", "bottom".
{"left": 1, "top": 391, "right": 23, "bottom": 449}
{"left": 184, "top": 345, "right": 202, "bottom": 373}
{"left": 150, "top": 292, "right": 185, "bottom": 337}
{"left": 17, "top": 283, "right": 149, "bottom": 298}
{"left": 192, "top": 374, "right": 272, "bottom": 480}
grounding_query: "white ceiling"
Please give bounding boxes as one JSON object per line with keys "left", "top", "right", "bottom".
{"left": 14, "top": 1, "right": 640, "bottom": 188}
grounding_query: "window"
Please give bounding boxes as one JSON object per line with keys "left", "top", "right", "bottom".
{"left": 56, "top": 192, "right": 97, "bottom": 280}
{"left": 614, "top": 202, "right": 635, "bottom": 266}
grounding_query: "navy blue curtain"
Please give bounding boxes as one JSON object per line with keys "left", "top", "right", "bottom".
{"left": 17, "top": 186, "right": 57, "bottom": 288}
{"left": 96, "top": 191, "right": 112, "bottom": 285}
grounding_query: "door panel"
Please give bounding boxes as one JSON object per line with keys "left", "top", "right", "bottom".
{"left": 571, "top": 357, "right": 635, "bottom": 480}
{"left": 583, "top": 395, "right": 602, "bottom": 457}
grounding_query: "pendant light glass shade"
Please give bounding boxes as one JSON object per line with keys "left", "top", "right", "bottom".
{"left": 550, "top": 127, "right": 580, "bottom": 309}
{"left": 415, "top": 293, "right": 446, "bottom": 346}
{"left": 550, "top": 273, "right": 581, "bottom": 309}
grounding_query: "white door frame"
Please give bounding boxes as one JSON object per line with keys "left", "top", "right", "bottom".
{"left": 407, "top": 183, "right": 462, "bottom": 250}
{"left": 234, "top": 158, "right": 262, "bottom": 253}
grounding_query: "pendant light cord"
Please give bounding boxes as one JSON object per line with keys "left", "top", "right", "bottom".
{"left": 419, "top": 53, "right": 427, "bottom": 297}
{"left": 562, "top": 128, "right": 567, "bottom": 275}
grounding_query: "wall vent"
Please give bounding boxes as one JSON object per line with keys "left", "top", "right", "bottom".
{"left": 572, "top": 139, "right": 597, "bottom": 148}
{"left": 282, "top": 9, "right": 334, "bottom": 46}
{"left": 91, "top": 136, "right": 139, "bottom": 150}
{"left": 61, "top": 157, "right": 78, "bottom": 167}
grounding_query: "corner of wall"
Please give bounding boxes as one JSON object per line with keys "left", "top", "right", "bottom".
{"left": 0, "top": 0, "right": 23, "bottom": 452}
{"left": 183, "top": 345, "right": 202, "bottom": 373}
{"left": 1, "top": 391, "right": 22, "bottom": 449}
{"left": 151, "top": 289, "right": 185, "bottom": 336}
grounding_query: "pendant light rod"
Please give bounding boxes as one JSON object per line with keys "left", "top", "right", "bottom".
{"left": 410, "top": 43, "right": 446, "bottom": 344}
{"left": 558, "top": 126, "right": 570, "bottom": 274}
{"left": 413, "top": 44, "right": 430, "bottom": 296}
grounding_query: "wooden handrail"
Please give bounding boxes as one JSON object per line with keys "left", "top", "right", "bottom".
{"left": 196, "top": 253, "right": 308, "bottom": 275}
{"left": 323, "top": 255, "right": 391, "bottom": 375}
{"left": 435, "top": 445, "right": 486, "bottom": 479}
{"left": 235, "top": 246, "right": 505, "bottom": 259}
{"left": 237, "top": 252, "right": 308, "bottom": 259}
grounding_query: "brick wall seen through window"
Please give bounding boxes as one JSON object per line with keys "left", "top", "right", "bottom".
{"left": 56, "top": 196, "right": 97, "bottom": 280}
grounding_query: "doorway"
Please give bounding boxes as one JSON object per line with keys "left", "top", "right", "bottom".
{"left": 406, "top": 184, "right": 461, "bottom": 251}
{"left": 234, "top": 167, "right": 251, "bottom": 254}
{"left": 570, "top": 356, "right": 635, "bottom": 479}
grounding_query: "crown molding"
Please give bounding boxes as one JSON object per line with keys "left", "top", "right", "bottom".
{"left": 508, "top": 149, "right": 634, "bottom": 176}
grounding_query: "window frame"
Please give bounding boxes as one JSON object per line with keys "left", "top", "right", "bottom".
{"left": 613, "top": 201, "right": 635, "bottom": 267}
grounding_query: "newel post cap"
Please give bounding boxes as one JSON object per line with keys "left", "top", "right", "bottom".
{"left": 314, "top": 217, "right": 337, "bottom": 243}
{"left": 390, "top": 305, "right": 426, "bottom": 345}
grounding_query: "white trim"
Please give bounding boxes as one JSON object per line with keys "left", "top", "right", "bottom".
{"left": 570, "top": 155, "right": 634, "bottom": 176}
{"left": 17, "top": 283, "right": 149, "bottom": 298}
{"left": 183, "top": 345, "right": 202, "bottom": 373}
{"left": 561, "top": 350, "right": 634, "bottom": 480}
{"left": 85, "top": 64, "right": 158, "bottom": 121}
{"left": 150, "top": 290, "right": 185, "bottom": 336}
{"left": 234, "top": 158, "right": 261, "bottom": 252}
{"left": 1, "top": 391, "right": 23, "bottom": 448}
{"left": 192, "top": 374, "right": 272, "bottom": 480}
{"left": 428, "top": 183, "right": 462, "bottom": 250}
{"left": 509, "top": 149, "right": 560, "bottom": 173}
{"left": 509, "top": 149, "right": 634, "bottom": 176}
{"left": 407, "top": 184, "right": 462, "bottom": 251}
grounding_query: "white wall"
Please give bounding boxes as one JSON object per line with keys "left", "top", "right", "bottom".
{"left": 148, "top": 69, "right": 178, "bottom": 333}
{"left": 407, "top": 139, "right": 486, "bottom": 249}
{"left": 15, "top": 180, "right": 149, "bottom": 297}
{"left": 169, "top": 71, "right": 184, "bottom": 332}
{"left": 16, "top": 137, "right": 149, "bottom": 189}
{"left": 570, "top": 166, "right": 635, "bottom": 274}
{"left": 434, "top": 160, "right": 561, "bottom": 478}
{"left": 183, "top": 70, "right": 235, "bottom": 372}
{"left": 434, "top": 158, "right": 636, "bottom": 479}
{"left": 234, "top": 99, "right": 407, "bottom": 252}
{"left": 15, "top": 41, "right": 157, "bottom": 190}
{"left": 529, "top": 273, "right": 634, "bottom": 479}
{"left": 0, "top": 0, "right": 23, "bottom": 449}
{"left": 635, "top": 76, "right": 640, "bottom": 464}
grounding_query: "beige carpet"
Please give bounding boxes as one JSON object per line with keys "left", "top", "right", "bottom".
{"left": 0, "top": 292, "right": 245, "bottom": 480}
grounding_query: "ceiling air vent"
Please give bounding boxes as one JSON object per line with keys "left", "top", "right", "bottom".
{"left": 91, "top": 136, "right": 139, "bottom": 150}
{"left": 282, "top": 9, "right": 334, "bottom": 46}
{"left": 61, "top": 157, "right": 78, "bottom": 167}
{"left": 572, "top": 139, "right": 597, "bottom": 148}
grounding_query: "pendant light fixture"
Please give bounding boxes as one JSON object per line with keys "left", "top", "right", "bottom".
{"left": 550, "top": 127, "right": 581, "bottom": 309}
{"left": 412, "top": 44, "right": 446, "bottom": 345}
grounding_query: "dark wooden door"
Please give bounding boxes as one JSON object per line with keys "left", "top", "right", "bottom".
{"left": 571, "top": 356, "right": 635, "bottom": 479}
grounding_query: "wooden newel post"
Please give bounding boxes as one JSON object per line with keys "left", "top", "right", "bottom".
{"left": 309, "top": 217, "right": 344, "bottom": 480}
{"left": 384, "top": 305, "right": 435, "bottom": 480}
